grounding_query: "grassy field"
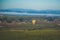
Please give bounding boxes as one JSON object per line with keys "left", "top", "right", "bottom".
{"left": 0, "top": 30, "right": 60, "bottom": 40}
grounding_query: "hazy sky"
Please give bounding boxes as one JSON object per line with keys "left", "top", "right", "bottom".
{"left": 0, "top": 0, "right": 60, "bottom": 10}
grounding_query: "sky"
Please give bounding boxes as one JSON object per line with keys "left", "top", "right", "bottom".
{"left": 0, "top": 0, "right": 60, "bottom": 10}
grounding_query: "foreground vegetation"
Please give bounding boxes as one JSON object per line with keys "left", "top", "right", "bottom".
{"left": 0, "top": 30, "right": 60, "bottom": 40}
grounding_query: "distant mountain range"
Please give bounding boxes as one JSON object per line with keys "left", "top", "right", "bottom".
{"left": 0, "top": 9, "right": 60, "bottom": 14}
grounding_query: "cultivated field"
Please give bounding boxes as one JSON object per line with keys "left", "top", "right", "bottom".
{"left": 0, "top": 30, "right": 60, "bottom": 40}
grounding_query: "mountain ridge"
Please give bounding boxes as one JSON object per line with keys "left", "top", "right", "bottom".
{"left": 0, "top": 8, "right": 60, "bottom": 14}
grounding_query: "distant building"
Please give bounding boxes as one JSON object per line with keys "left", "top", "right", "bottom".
{"left": 32, "top": 20, "right": 36, "bottom": 25}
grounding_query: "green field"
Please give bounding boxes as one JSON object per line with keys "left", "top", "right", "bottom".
{"left": 0, "top": 30, "right": 60, "bottom": 40}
